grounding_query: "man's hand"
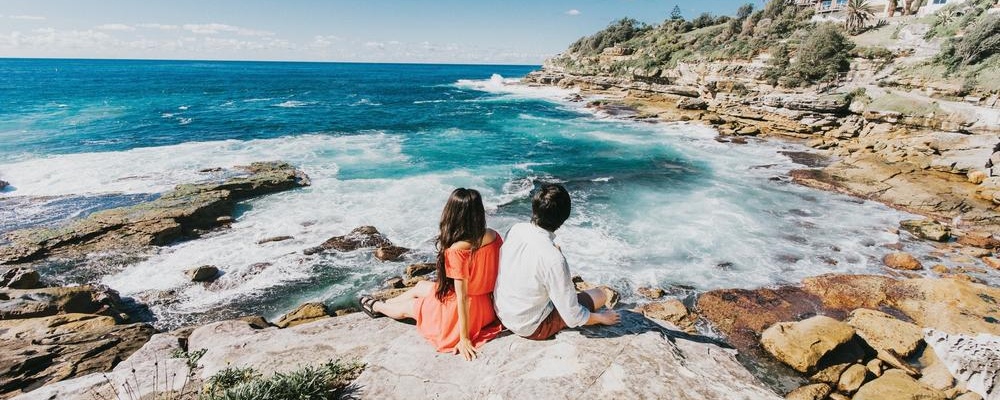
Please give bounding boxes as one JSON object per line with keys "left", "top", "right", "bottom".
{"left": 455, "top": 337, "right": 478, "bottom": 361}
{"left": 593, "top": 310, "right": 621, "bottom": 326}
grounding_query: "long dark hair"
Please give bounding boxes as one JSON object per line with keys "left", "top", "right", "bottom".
{"left": 435, "top": 188, "right": 487, "bottom": 301}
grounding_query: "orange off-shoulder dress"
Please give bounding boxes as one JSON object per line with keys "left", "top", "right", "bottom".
{"left": 412, "top": 237, "right": 504, "bottom": 353}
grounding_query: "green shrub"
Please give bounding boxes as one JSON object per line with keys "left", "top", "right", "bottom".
{"left": 568, "top": 18, "right": 651, "bottom": 55}
{"left": 202, "top": 360, "right": 364, "bottom": 400}
{"left": 935, "top": 13, "right": 1000, "bottom": 70}
{"left": 784, "top": 24, "right": 855, "bottom": 86}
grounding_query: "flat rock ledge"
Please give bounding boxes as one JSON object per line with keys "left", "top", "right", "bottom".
{"left": 23, "top": 312, "right": 782, "bottom": 400}
{"left": 0, "top": 161, "right": 310, "bottom": 264}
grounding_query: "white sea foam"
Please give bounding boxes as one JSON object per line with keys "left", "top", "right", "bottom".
{"left": 454, "top": 73, "right": 577, "bottom": 101}
{"left": 350, "top": 98, "right": 382, "bottom": 106}
{"left": 274, "top": 100, "right": 317, "bottom": 108}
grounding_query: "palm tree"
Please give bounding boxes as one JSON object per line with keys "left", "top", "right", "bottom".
{"left": 845, "top": 0, "right": 876, "bottom": 34}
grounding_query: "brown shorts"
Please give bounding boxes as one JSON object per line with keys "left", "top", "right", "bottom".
{"left": 525, "top": 292, "right": 597, "bottom": 340}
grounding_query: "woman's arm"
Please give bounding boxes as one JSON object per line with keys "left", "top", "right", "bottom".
{"left": 454, "top": 278, "right": 478, "bottom": 361}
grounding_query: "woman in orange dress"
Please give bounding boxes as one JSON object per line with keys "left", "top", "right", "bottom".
{"left": 358, "top": 188, "right": 503, "bottom": 360}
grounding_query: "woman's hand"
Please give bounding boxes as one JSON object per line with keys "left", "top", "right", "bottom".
{"left": 454, "top": 337, "right": 478, "bottom": 361}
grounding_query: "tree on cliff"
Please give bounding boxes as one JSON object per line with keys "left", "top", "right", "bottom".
{"left": 568, "top": 18, "right": 650, "bottom": 55}
{"left": 671, "top": 5, "right": 683, "bottom": 20}
{"left": 936, "top": 13, "right": 1000, "bottom": 69}
{"left": 844, "top": 0, "right": 876, "bottom": 34}
{"left": 770, "top": 24, "right": 855, "bottom": 87}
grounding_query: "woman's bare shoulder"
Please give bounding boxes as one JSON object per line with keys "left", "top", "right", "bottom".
{"left": 447, "top": 229, "right": 498, "bottom": 251}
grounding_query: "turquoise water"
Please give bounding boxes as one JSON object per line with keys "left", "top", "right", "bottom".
{"left": 0, "top": 59, "right": 944, "bottom": 327}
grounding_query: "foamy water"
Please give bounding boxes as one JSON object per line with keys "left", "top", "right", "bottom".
{"left": 1, "top": 63, "right": 988, "bottom": 328}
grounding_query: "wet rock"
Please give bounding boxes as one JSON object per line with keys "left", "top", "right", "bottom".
{"left": 374, "top": 245, "right": 409, "bottom": 262}
{"left": 900, "top": 219, "right": 951, "bottom": 242}
{"left": 0, "top": 267, "right": 41, "bottom": 289}
{"left": 635, "top": 299, "right": 697, "bottom": 333}
{"left": 0, "top": 180, "right": 8, "bottom": 190}
{"left": 404, "top": 262, "right": 436, "bottom": 280}
{"left": 760, "top": 315, "right": 863, "bottom": 373}
{"left": 636, "top": 286, "right": 665, "bottom": 299}
{"left": 0, "top": 161, "right": 310, "bottom": 264}
{"left": 924, "top": 329, "right": 1000, "bottom": 400}
{"left": 304, "top": 226, "right": 391, "bottom": 255}
{"left": 257, "top": 235, "right": 293, "bottom": 244}
{"left": 185, "top": 265, "right": 220, "bottom": 282}
{"left": 853, "top": 369, "right": 947, "bottom": 400}
{"left": 837, "top": 363, "right": 868, "bottom": 394}
{"left": 883, "top": 252, "right": 923, "bottom": 270}
{"left": 696, "top": 286, "right": 823, "bottom": 351}
{"left": 383, "top": 276, "right": 406, "bottom": 289}
{"left": 0, "top": 286, "right": 126, "bottom": 321}
{"left": 784, "top": 383, "right": 830, "bottom": 400}
{"left": 275, "top": 302, "right": 329, "bottom": 329}
{"left": 845, "top": 308, "right": 924, "bottom": 357}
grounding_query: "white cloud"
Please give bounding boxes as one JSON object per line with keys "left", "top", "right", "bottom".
{"left": 309, "top": 35, "right": 342, "bottom": 48}
{"left": 364, "top": 41, "right": 385, "bottom": 49}
{"left": 181, "top": 23, "right": 273, "bottom": 37}
{"left": 96, "top": 23, "right": 135, "bottom": 31}
{"left": 9, "top": 15, "right": 46, "bottom": 21}
{"left": 565, "top": 9, "right": 581, "bottom": 16}
{"left": 137, "top": 23, "right": 179, "bottom": 30}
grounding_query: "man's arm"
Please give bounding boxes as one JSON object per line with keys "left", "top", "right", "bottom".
{"left": 543, "top": 256, "right": 591, "bottom": 328}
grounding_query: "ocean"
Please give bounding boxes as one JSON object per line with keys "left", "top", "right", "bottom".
{"left": 0, "top": 59, "right": 946, "bottom": 328}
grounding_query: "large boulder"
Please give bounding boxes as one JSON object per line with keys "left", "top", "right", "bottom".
{"left": 634, "top": 299, "right": 698, "bottom": 333}
{"left": 696, "top": 286, "right": 823, "bottom": 351}
{"left": 900, "top": 219, "right": 951, "bottom": 242}
{"left": 304, "top": 226, "right": 392, "bottom": 255}
{"left": 0, "top": 161, "right": 310, "bottom": 264}
{"left": 29, "top": 312, "right": 784, "bottom": 400}
{"left": 760, "top": 316, "right": 864, "bottom": 373}
{"left": 924, "top": 329, "right": 1000, "bottom": 400}
{"left": 845, "top": 308, "right": 924, "bottom": 357}
{"left": 374, "top": 245, "right": 409, "bottom": 262}
{"left": 185, "top": 265, "right": 220, "bottom": 282}
{"left": 853, "top": 369, "right": 947, "bottom": 400}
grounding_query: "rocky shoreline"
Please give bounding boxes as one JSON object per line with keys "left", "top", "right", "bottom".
{"left": 1, "top": 87, "right": 999, "bottom": 399}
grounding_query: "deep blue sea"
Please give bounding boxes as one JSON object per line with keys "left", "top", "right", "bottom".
{"left": 0, "top": 59, "right": 960, "bottom": 327}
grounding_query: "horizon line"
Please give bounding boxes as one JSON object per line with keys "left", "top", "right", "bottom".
{"left": 0, "top": 56, "right": 543, "bottom": 67}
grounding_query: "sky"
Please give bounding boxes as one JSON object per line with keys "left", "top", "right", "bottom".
{"left": 0, "top": 1, "right": 765, "bottom": 64}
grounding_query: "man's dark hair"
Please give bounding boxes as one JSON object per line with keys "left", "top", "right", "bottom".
{"left": 531, "top": 184, "right": 572, "bottom": 232}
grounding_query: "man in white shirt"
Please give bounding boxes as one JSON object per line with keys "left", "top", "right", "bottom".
{"left": 494, "top": 184, "right": 620, "bottom": 340}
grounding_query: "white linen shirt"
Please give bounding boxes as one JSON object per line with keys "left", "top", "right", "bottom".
{"left": 494, "top": 222, "right": 590, "bottom": 337}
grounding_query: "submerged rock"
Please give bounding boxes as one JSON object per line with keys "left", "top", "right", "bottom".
{"left": 0, "top": 161, "right": 310, "bottom": 265}
{"left": 0, "top": 180, "right": 7, "bottom": 191}
{"left": 304, "top": 226, "right": 392, "bottom": 255}
{"left": 185, "top": 265, "right": 220, "bottom": 282}
{"left": 374, "top": 245, "right": 409, "bottom": 261}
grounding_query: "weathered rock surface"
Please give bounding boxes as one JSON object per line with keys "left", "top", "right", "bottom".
{"left": 185, "top": 265, "right": 219, "bottom": 282}
{"left": 0, "top": 267, "right": 40, "bottom": 289}
{"left": 760, "top": 316, "right": 863, "bottom": 373}
{"left": 846, "top": 308, "right": 925, "bottom": 357}
{"left": 404, "top": 262, "right": 436, "bottom": 280}
{"left": 697, "top": 286, "right": 823, "bottom": 351}
{"left": 900, "top": 219, "right": 952, "bottom": 242}
{"left": 27, "top": 311, "right": 780, "bottom": 400}
{"left": 837, "top": 363, "right": 868, "bottom": 394}
{"left": 924, "top": 329, "right": 1000, "bottom": 400}
{"left": 274, "top": 302, "right": 329, "bottom": 328}
{"left": 853, "top": 369, "right": 947, "bottom": 400}
{"left": 883, "top": 252, "right": 924, "bottom": 270}
{"left": 0, "top": 161, "right": 310, "bottom": 264}
{"left": 304, "top": 226, "right": 392, "bottom": 255}
{"left": 0, "top": 286, "right": 126, "bottom": 321}
{"left": 636, "top": 286, "right": 666, "bottom": 299}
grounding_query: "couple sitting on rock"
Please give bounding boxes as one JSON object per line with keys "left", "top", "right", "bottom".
{"left": 358, "top": 184, "right": 621, "bottom": 360}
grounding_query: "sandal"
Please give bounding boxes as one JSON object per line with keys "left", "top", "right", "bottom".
{"left": 358, "top": 295, "right": 385, "bottom": 319}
